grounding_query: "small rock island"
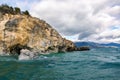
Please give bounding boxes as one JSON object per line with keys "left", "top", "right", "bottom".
{"left": 0, "top": 5, "right": 90, "bottom": 59}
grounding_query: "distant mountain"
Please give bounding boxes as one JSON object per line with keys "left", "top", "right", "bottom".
{"left": 74, "top": 42, "right": 120, "bottom": 48}
{"left": 100, "top": 43, "right": 120, "bottom": 48}
{"left": 74, "top": 42, "right": 100, "bottom": 48}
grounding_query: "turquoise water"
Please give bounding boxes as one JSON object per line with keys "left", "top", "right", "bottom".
{"left": 0, "top": 48, "right": 120, "bottom": 80}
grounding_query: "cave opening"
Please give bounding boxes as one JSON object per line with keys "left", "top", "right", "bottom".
{"left": 9, "top": 44, "right": 31, "bottom": 55}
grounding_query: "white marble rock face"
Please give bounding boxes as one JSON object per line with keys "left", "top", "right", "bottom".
{"left": 18, "top": 49, "right": 38, "bottom": 60}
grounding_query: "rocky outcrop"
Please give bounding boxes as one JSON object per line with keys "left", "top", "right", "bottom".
{"left": 0, "top": 5, "right": 90, "bottom": 58}
{"left": 18, "top": 49, "right": 39, "bottom": 60}
{"left": 75, "top": 46, "right": 90, "bottom": 51}
{"left": 0, "top": 13, "right": 77, "bottom": 55}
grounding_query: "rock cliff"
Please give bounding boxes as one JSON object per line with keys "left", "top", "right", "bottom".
{"left": 0, "top": 9, "right": 76, "bottom": 55}
{"left": 0, "top": 5, "right": 89, "bottom": 58}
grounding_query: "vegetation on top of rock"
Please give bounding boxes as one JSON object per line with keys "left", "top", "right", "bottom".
{"left": 22, "top": 10, "right": 30, "bottom": 16}
{"left": 0, "top": 4, "right": 30, "bottom": 16}
{"left": 14, "top": 7, "right": 21, "bottom": 14}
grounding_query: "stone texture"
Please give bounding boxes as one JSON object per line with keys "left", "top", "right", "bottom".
{"left": 0, "top": 14, "right": 76, "bottom": 55}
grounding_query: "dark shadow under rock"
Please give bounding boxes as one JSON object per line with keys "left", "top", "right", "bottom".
{"left": 9, "top": 44, "right": 31, "bottom": 55}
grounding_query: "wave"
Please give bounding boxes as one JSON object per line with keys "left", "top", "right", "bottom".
{"left": 99, "top": 62, "right": 120, "bottom": 69}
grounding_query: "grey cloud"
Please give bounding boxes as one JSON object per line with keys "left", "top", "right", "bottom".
{"left": 29, "top": 0, "right": 120, "bottom": 43}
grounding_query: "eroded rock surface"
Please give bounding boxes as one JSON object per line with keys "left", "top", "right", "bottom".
{"left": 18, "top": 49, "right": 39, "bottom": 60}
{"left": 0, "top": 13, "right": 76, "bottom": 55}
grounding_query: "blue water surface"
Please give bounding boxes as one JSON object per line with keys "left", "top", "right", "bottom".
{"left": 0, "top": 48, "right": 120, "bottom": 80}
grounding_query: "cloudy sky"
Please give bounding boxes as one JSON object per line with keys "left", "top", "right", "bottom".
{"left": 0, "top": 0, "right": 120, "bottom": 43}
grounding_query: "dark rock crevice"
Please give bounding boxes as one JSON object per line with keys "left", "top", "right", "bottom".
{"left": 9, "top": 44, "right": 31, "bottom": 55}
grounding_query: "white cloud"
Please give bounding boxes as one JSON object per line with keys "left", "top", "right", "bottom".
{"left": 3, "top": 0, "right": 119, "bottom": 43}
{"left": 82, "top": 28, "right": 120, "bottom": 43}
{"left": 63, "top": 34, "right": 80, "bottom": 42}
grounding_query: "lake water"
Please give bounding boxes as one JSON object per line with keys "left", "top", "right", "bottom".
{"left": 0, "top": 48, "right": 120, "bottom": 80}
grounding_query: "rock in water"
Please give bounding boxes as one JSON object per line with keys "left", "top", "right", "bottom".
{"left": 18, "top": 49, "right": 38, "bottom": 60}
{"left": 0, "top": 5, "right": 76, "bottom": 56}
